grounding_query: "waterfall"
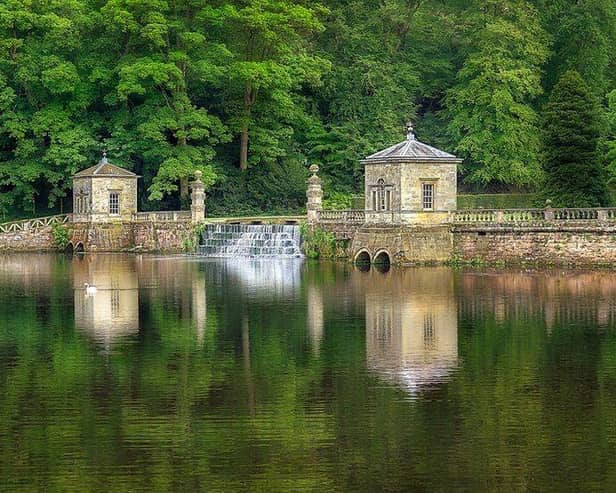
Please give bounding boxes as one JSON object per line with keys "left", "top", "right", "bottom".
{"left": 197, "top": 224, "right": 303, "bottom": 258}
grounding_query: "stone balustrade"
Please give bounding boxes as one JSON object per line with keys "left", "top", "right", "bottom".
{"left": 0, "top": 214, "right": 72, "bottom": 234}
{"left": 318, "top": 210, "right": 365, "bottom": 224}
{"left": 132, "top": 211, "right": 192, "bottom": 222}
{"left": 450, "top": 208, "right": 616, "bottom": 224}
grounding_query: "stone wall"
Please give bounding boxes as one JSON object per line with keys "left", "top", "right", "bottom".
{"left": 0, "top": 221, "right": 195, "bottom": 253}
{"left": 318, "top": 222, "right": 362, "bottom": 241}
{"left": 400, "top": 161, "right": 457, "bottom": 212}
{"left": 133, "top": 222, "right": 194, "bottom": 252}
{"left": 453, "top": 225, "right": 616, "bottom": 266}
{"left": 0, "top": 226, "right": 56, "bottom": 252}
{"left": 350, "top": 225, "right": 453, "bottom": 264}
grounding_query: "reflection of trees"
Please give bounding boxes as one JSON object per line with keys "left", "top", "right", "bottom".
{"left": 6, "top": 258, "right": 616, "bottom": 490}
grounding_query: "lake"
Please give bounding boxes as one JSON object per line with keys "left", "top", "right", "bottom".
{"left": 2, "top": 254, "right": 616, "bottom": 492}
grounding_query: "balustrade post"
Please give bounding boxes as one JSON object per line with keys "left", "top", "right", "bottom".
{"left": 306, "top": 164, "right": 323, "bottom": 225}
{"left": 495, "top": 211, "right": 504, "bottom": 223}
{"left": 544, "top": 200, "right": 554, "bottom": 221}
{"left": 598, "top": 209, "right": 608, "bottom": 221}
{"left": 190, "top": 170, "right": 206, "bottom": 223}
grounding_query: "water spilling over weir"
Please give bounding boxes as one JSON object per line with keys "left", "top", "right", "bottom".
{"left": 197, "top": 224, "right": 303, "bottom": 258}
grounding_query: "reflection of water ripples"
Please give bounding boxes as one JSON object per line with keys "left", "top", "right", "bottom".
{"left": 369, "top": 356, "right": 459, "bottom": 395}
{"left": 218, "top": 258, "right": 304, "bottom": 299}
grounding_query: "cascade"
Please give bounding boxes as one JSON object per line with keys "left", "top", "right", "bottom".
{"left": 197, "top": 224, "right": 303, "bottom": 258}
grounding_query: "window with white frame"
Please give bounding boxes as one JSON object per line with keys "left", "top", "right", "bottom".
{"left": 372, "top": 178, "right": 391, "bottom": 211}
{"left": 109, "top": 191, "right": 120, "bottom": 215}
{"left": 422, "top": 183, "right": 434, "bottom": 210}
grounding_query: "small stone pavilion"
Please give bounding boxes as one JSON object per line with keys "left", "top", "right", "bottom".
{"left": 72, "top": 152, "right": 139, "bottom": 223}
{"left": 362, "top": 123, "right": 462, "bottom": 224}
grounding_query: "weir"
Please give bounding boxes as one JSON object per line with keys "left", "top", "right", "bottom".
{"left": 197, "top": 224, "right": 303, "bottom": 258}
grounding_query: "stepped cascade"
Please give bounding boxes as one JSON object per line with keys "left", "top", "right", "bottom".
{"left": 198, "top": 224, "right": 303, "bottom": 258}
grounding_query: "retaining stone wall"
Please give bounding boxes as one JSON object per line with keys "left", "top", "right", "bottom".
{"left": 0, "top": 226, "right": 56, "bottom": 252}
{"left": 453, "top": 226, "right": 616, "bottom": 266}
{"left": 0, "top": 221, "right": 195, "bottom": 253}
{"left": 350, "top": 226, "right": 453, "bottom": 264}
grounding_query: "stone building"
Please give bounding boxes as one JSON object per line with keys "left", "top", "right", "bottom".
{"left": 72, "top": 152, "right": 139, "bottom": 223}
{"left": 362, "top": 124, "right": 462, "bottom": 224}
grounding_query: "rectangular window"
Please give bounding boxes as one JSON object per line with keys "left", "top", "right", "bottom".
{"left": 422, "top": 183, "right": 434, "bottom": 210}
{"left": 109, "top": 192, "right": 120, "bottom": 215}
{"left": 372, "top": 191, "right": 377, "bottom": 211}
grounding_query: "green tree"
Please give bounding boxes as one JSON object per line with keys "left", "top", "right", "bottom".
{"left": 541, "top": 70, "right": 610, "bottom": 207}
{"left": 202, "top": 0, "right": 329, "bottom": 171}
{"left": 606, "top": 89, "right": 616, "bottom": 183}
{"left": 446, "top": 0, "right": 549, "bottom": 187}
{"left": 0, "top": 0, "right": 96, "bottom": 216}
{"left": 539, "top": 0, "right": 616, "bottom": 96}
{"left": 100, "top": 0, "right": 230, "bottom": 202}
{"left": 308, "top": 0, "right": 448, "bottom": 191}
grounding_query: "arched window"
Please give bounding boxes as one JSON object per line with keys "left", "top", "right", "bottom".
{"left": 372, "top": 179, "right": 391, "bottom": 211}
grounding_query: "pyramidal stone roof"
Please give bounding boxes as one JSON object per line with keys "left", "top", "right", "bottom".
{"left": 73, "top": 153, "right": 138, "bottom": 178}
{"left": 362, "top": 124, "right": 462, "bottom": 163}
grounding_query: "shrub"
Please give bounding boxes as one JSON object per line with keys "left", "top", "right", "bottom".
{"left": 300, "top": 224, "right": 338, "bottom": 259}
{"left": 51, "top": 223, "right": 70, "bottom": 250}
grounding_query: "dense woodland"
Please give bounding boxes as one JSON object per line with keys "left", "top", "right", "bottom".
{"left": 1, "top": 0, "right": 616, "bottom": 218}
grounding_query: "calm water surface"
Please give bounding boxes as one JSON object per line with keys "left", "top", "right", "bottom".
{"left": 2, "top": 254, "right": 616, "bottom": 492}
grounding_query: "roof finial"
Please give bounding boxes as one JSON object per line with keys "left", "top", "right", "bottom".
{"left": 101, "top": 149, "right": 108, "bottom": 165}
{"left": 406, "top": 121, "right": 415, "bottom": 141}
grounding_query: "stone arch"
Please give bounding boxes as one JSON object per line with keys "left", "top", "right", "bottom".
{"left": 354, "top": 249, "right": 371, "bottom": 265}
{"left": 74, "top": 242, "right": 85, "bottom": 253}
{"left": 65, "top": 242, "right": 74, "bottom": 254}
{"left": 372, "top": 249, "right": 391, "bottom": 271}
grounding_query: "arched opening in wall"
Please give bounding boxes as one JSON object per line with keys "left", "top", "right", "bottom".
{"left": 74, "top": 242, "right": 85, "bottom": 254}
{"left": 354, "top": 250, "right": 371, "bottom": 271}
{"left": 373, "top": 250, "right": 391, "bottom": 273}
{"left": 65, "top": 242, "right": 74, "bottom": 255}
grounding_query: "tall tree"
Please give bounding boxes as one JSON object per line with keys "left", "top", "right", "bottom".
{"left": 202, "top": 0, "right": 329, "bottom": 171}
{"left": 446, "top": 0, "right": 549, "bottom": 187}
{"left": 100, "top": 0, "right": 230, "bottom": 202}
{"left": 0, "top": 0, "right": 96, "bottom": 216}
{"left": 606, "top": 89, "right": 616, "bottom": 183}
{"left": 539, "top": 0, "right": 616, "bottom": 96}
{"left": 541, "top": 70, "right": 609, "bottom": 207}
{"left": 307, "top": 0, "right": 446, "bottom": 191}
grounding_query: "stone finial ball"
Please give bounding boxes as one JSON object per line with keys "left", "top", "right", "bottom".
{"left": 309, "top": 164, "right": 319, "bottom": 174}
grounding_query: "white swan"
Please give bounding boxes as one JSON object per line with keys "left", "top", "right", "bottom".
{"left": 84, "top": 283, "right": 97, "bottom": 295}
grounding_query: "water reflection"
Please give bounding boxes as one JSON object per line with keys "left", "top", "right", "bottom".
{"left": 73, "top": 255, "right": 139, "bottom": 347}
{"left": 458, "top": 270, "right": 616, "bottom": 330}
{"left": 221, "top": 258, "right": 303, "bottom": 299}
{"left": 361, "top": 267, "right": 458, "bottom": 393}
{"left": 5, "top": 256, "right": 616, "bottom": 490}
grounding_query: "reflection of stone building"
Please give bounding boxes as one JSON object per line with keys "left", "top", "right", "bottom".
{"left": 73, "top": 255, "right": 139, "bottom": 346}
{"left": 363, "top": 268, "right": 458, "bottom": 392}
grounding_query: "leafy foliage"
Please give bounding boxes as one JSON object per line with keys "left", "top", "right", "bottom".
{"left": 1, "top": 0, "right": 616, "bottom": 217}
{"left": 51, "top": 223, "right": 70, "bottom": 250}
{"left": 541, "top": 70, "right": 610, "bottom": 207}
{"left": 446, "top": 0, "right": 548, "bottom": 187}
{"left": 300, "top": 224, "right": 339, "bottom": 258}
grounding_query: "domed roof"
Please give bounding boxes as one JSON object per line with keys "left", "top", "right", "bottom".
{"left": 362, "top": 124, "right": 462, "bottom": 164}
